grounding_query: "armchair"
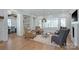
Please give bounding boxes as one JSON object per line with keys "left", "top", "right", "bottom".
{"left": 51, "top": 29, "right": 70, "bottom": 47}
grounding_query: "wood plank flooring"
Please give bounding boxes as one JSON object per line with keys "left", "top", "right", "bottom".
{"left": 0, "top": 33, "right": 79, "bottom": 50}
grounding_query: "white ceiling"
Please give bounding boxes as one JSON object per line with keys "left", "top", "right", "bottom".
{"left": 17, "top": 9, "right": 76, "bottom": 17}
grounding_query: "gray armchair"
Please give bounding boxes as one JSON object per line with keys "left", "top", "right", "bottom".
{"left": 51, "top": 29, "right": 70, "bottom": 47}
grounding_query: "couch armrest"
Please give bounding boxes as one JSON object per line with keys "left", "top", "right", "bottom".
{"left": 51, "top": 35, "right": 58, "bottom": 43}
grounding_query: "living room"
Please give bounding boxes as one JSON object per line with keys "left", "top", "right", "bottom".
{"left": 0, "top": 9, "right": 79, "bottom": 50}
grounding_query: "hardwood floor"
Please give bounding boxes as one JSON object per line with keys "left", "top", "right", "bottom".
{"left": 0, "top": 33, "right": 79, "bottom": 50}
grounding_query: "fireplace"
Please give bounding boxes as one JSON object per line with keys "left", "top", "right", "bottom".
{"left": 71, "top": 22, "right": 79, "bottom": 47}
{"left": 72, "top": 27, "right": 74, "bottom": 38}
{"left": 71, "top": 10, "right": 79, "bottom": 47}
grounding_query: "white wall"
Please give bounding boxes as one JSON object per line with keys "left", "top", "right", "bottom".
{"left": 65, "top": 14, "right": 72, "bottom": 29}
{"left": 0, "top": 9, "right": 8, "bottom": 41}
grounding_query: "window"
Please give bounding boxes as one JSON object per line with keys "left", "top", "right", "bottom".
{"left": 61, "top": 18, "right": 66, "bottom": 27}
{"left": 8, "top": 19, "right": 11, "bottom": 27}
{"left": 42, "top": 18, "right": 59, "bottom": 28}
{"left": 38, "top": 17, "right": 66, "bottom": 28}
{"left": 44, "top": 19, "right": 58, "bottom": 28}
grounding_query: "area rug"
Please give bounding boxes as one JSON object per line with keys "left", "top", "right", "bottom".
{"left": 33, "top": 35, "right": 75, "bottom": 49}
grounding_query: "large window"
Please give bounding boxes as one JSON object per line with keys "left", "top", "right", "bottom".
{"left": 44, "top": 19, "right": 58, "bottom": 28}
{"left": 61, "top": 18, "right": 66, "bottom": 27}
{"left": 8, "top": 19, "right": 11, "bottom": 27}
{"left": 38, "top": 17, "right": 66, "bottom": 28}
{"left": 37, "top": 18, "right": 59, "bottom": 28}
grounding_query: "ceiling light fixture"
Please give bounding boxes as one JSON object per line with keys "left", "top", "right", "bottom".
{"left": 42, "top": 18, "right": 47, "bottom": 22}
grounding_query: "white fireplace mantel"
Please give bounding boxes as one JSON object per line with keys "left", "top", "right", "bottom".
{"left": 71, "top": 22, "right": 79, "bottom": 47}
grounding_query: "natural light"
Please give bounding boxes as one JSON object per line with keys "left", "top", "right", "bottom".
{"left": 38, "top": 18, "right": 66, "bottom": 28}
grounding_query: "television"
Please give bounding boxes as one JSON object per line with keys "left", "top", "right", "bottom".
{"left": 72, "top": 10, "right": 78, "bottom": 21}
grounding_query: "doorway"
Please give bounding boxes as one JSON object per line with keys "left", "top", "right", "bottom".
{"left": 8, "top": 14, "right": 17, "bottom": 35}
